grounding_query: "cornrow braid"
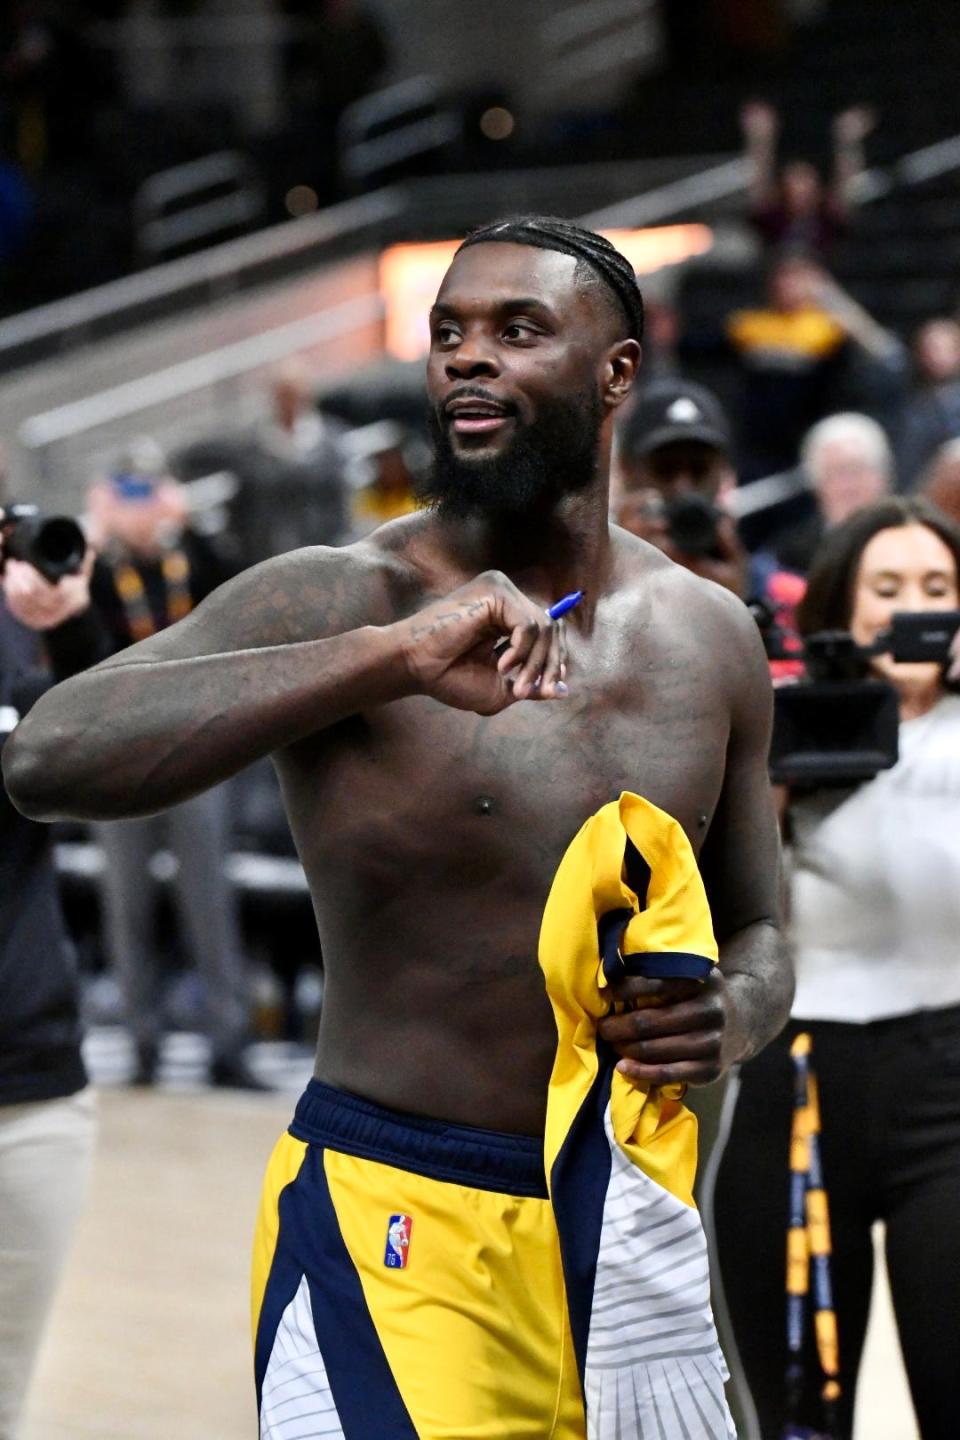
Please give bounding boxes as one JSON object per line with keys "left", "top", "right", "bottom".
{"left": 456, "top": 215, "right": 644, "bottom": 343}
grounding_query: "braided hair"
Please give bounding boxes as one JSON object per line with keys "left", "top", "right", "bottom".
{"left": 456, "top": 215, "right": 644, "bottom": 344}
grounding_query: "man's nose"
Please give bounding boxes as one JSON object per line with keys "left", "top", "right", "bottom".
{"left": 445, "top": 333, "right": 501, "bottom": 379}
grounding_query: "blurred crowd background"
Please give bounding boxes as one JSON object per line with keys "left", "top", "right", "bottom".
{"left": 3, "top": 0, "right": 960, "bottom": 1071}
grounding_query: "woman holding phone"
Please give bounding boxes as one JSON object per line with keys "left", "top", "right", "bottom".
{"left": 711, "top": 496, "right": 960, "bottom": 1440}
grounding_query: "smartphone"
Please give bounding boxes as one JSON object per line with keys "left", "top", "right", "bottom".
{"left": 885, "top": 610, "right": 960, "bottom": 664}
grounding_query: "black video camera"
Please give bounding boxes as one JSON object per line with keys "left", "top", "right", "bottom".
{"left": 0, "top": 504, "right": 87, "bottom": 583}
{"left": 757, "top": 608, "right": 960, "bottom": 786}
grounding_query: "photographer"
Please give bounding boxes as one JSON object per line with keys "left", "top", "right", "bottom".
{"left": 615, "top": 377, "right": 748, "bottom": 597}
{"left": 0, "top": 511, "right": 104, "bottom": 1439}
{"left": 712, "top": 497, "right": 960, "bottom": 1440}
{"left": 85, "top": 441, "right": 265, "bottom": 1090}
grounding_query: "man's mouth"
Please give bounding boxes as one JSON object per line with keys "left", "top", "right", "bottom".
{"left": 444, "top": 395, "right": 514, "bottom": 436}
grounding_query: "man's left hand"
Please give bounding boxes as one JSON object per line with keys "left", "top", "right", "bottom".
{"left": 597, "top": 971, "right": 743, "bottom": 1087}
{"left": 2, "top": 551, "right": 95, "bottom": 631}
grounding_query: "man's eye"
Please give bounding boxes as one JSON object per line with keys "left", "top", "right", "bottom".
{"left": 504, "top": 321, "right": 538, "bottom": 340}
{"left": 433, "top": 324, "right": 460, "bottom": 345}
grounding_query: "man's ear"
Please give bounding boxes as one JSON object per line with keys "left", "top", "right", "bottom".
{"left": 603, "top": 339, "right": 642, "bottom": 410}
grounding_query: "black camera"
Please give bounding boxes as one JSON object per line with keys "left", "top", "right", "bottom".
{"left": 632, "top": 491, "right": 723, "bottom": 558}
{"left": 664, "top": 493, "right": 722, "bottom": 558}
{"left": 757, "top": 609, "right": 960, "bottom": 786}
{"left": 0, "top": 504, "right": 87, "bottom": 583}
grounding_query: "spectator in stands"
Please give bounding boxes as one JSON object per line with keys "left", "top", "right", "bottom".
{"left": 762, "top": 411, "right": 894, "bottom": 578}
{"left": 348, "top": 420, "right": 423, "bottom": 537}
{"left": 713, "top": 496, "right": 960, "bottom": 1440}
{"left": 740, "top": 99, "right": 876, "bottom": 258}
{"left": 225, "top": 360, "right": 350, "bottom": 567}
{"left": 0, "top": 519, "right": 101, "bottom": 1438}
{"left": 85, "top": 439, "right": 266, "bottom": 1090}
{"left": 894, "top": 318, "right": 960, "bottom": 491}
{"left": 726, "top": 253, "right": 902, "bottom": 480}
{"left": 924, "top": 437, "right": 960, "bottom": 527}
{"left": 0, "top": 2, "right": 118, "bottom": 172}
{"left": 636, "top": 294, "right": 683, "bottom": 384}
{"left": 740, "top": 412, "right": 895, "bottom": 685}
{"left": 615, "top": 377, "right": 747, "bottom": 596}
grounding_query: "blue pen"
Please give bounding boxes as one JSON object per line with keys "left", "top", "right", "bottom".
{"left": 546, "top": 589, "right": 585, "bottom": 622}
{"left": 493, "top": 589, "right": 584, "bottom": 661}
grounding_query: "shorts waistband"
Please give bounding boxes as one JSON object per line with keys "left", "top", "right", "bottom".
{"left": 289, "top": 1079, "right": 549, "bottom": 1198}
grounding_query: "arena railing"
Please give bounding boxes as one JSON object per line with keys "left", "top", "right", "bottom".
{"left": 0, "top": 188, "right": 406, "bottom": 375}
{"left": 540, "top": 0, "right": 662, "bottom": 93}
{"left": 580, "top": 158, "right": 751, "bottom": 230}
{"left": 18, "top": 292, "right": 385, "bottom": 463}
{"left": 338, "top": 76, "right": 463, "bottom": 188}
{"left": 133, "top": 150, "right": 267, "bottom": 265}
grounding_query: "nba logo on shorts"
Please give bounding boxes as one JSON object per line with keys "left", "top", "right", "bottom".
{"left": 384, "top": 1214, "right": 413, "bottom": 1269}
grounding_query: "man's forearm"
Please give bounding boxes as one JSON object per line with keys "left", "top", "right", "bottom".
{"left": 719, "top": 919, "right": 794, "bottom": 1066}
{"left": 4, "top": 623, "right": 414, "bottom": 822}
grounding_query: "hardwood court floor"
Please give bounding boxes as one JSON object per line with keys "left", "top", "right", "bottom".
{"left": 22, "top": 1087, "right": 289, "bottom": 1440}
{"left": 22, "top": 1088, "right": 919, "bottom": 1440}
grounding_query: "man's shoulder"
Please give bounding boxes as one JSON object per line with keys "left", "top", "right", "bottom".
{"left": 669, "top": 562, "right": 759, "bottom": 651}
{"left": 614, "top": 528, "right": 763, "bottom": 655}
{"left": 217, "top": 518, "right": 431, "bottom": 645}
{"left": 616, "top": 527, "right": 745, "bottom": 614}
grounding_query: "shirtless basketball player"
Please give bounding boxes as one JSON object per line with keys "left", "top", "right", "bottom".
{"left": 6, "top": 218, "right": 791, "bottom": 1439}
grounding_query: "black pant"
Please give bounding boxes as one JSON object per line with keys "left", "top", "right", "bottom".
{"left": 712, "top": 1008, "right": 960, "bottom": 1440}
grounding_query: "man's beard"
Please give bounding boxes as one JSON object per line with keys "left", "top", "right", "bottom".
{"left": 421, "top": 386, "right": 604, "bottom": 520}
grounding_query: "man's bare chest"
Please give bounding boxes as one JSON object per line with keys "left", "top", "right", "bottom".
{"left": 289, "top": 643, "right": 730, "bottom": 879}
{"left": 413, "top": 683, "right": 721, "bottom": 823}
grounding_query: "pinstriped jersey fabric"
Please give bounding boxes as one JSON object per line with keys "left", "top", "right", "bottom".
{"left": 539, "top": 792, "right": 735, "bottom": 1439}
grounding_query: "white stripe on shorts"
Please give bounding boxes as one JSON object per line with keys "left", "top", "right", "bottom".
{"left": 260, "top": 1273, "right": 345, "bottom": 1439}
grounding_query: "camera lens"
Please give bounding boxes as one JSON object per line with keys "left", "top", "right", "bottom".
{"left": 665, "top": 494, "right": 721, "bottom": 557}
{"left": 6, "top": 509, "right": 86, "bottom": 582}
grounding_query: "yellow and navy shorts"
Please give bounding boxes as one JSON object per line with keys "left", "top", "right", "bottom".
{"left": 251, "top": 1079, "right": 585, "bottom": 1439}
{"left": 252, "top": 793, "right": 738, "bottom": 1438}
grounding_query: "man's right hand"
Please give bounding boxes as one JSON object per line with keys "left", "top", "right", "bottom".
{"left": 392, "top": 570, "right": 569, "bottom": 715}
{"left": 1, "top": 552, "right": 95, "bottom": 632}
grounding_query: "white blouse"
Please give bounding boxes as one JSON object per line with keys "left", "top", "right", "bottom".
{"left": 789, "top": 694, "right": 960, "bottom": 1022}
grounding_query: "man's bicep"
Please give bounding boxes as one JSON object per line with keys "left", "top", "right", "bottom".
{"left": 700, "top": 613, "right": 781, "bottom": 940}
{"left": 99, "top": 544, "right": 391, "bottom": 669}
